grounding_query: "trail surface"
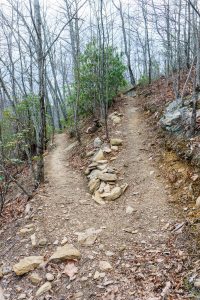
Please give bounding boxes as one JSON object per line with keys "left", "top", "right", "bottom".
{"left": 0, "top": 95, "right": 189, "bottom": 299}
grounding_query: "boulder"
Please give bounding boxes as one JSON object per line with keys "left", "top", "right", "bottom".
{"left": 49, "top": 244, "right": 80, "bottom": 262}
{"left": 88, "top": 178, "right": 100, "bottom": 194}
{"left": 13, "top": 256, "right": 44, "bottom": 276}
{"left": 160, "top": 98, "right": 192, "bottom": 134}
{"left": 110, "top": 138, "right": 123, "bottom": 146}
{"left": 101, "top": 186, "right": 122, "bottom": 201}
{"left": 93, "top": 149, "right": 105, "bottom": 162}
{"left": 94, "top": 137, "right": 102, "bottom": 148}
{"left": 36, "top": 282, "right": 51, "bottom": 297}
{"left": 98, "top": 172, "right": 117, "bottom": 182}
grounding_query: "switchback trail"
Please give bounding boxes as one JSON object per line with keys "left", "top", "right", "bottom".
{"left": 0, "top": 95, "right": 190, "bottom": 299}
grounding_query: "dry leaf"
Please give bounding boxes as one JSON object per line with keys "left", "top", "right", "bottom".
{"left": 63, "top": 261, "right": 78, "bottom": 280}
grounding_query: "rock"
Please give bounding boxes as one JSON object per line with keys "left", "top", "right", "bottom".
{"left": 84, "top": 168, "right": 90, "bottom": 175}
{"left": 13, "top": 256, "right": 44, "bottom": 276}
{"left": 2, "top": 266, "right": 12, "bottom": 275}
{"left": 76, "top": 228, "right": 101, "bottom": 246}
{"left": 65, "top": 141, "right": 79, "bottom": 152}
{"left": 18, "top": 294, "right": 26, "bottom": 299}
{"left": 24, "top": 203, "right": 31, "bottom": 215}
{"left": 196, "top": 196, "right": 200, "bottom": 208}
{"left": 104, "top": 184, "right": 111, "bottom": 193}
{"left": 94, "top": 137, "right": 102, "bottom": 148}
{"left": 99, "top": 261, "right": 112, "bottom": 271}
{"left": 94, "top": 271, "right": 105, "bottom": 279}
{"left": 93, "top": 149, "right": 105, "bottom": 162}
{"left": 19, "top": 227, "right": 33, "bottom": 234}
{"left": 111, "top": 145, "right": 118, "bottom": 151}
{"left": 101, "top": 186, "right": 122, "bottom": 201}
{"left": 61, "top": 237, "right": 68, "bottom": 245}
{"left": 31, "top": 233, "right": 37, "bottom": 247}
{"left": 103, "top": 145, "right": 112, "bottom": 153}
{"left": 112, "top": 115, "right": 121, "bottom": 124}
{"left": 92, "top": 191, "right": 105, "bottom": 205}
{"left": 160, "top": 98, "right": 192, "bottom": 134}
{"left": 88, "top": 178, "right": 100, "bottom": 194}
{"left": 98, "top": 172, "right": 117, "bottom": 182}
{"left": 46, "top": 273, "right": 54, "bottom": 281}
{"left": 53, "top": 240, "right": 59, "bottom": 245}
{"left": 86, "top": 150, "right": 95, "bottom": 157}
{"left": 0, "top": 285, "right": 5, "bottom": 300}
{"left": 126, "top": 206, "right": 135, "bottom": 215}
{"left": 97, "top": 160, "right": 108, "bottom": 164}
{"left": 0, "top": 267, "right": 3, "bottom": 278}
{"left": 38, "top": 238, "right": 47, "bottom": 246}
{"left": 87, "top": 169, "right": 101, "bottom": 180}
{"left": 97, "top": 164, "right": 107, "bottom": 171}
{"left": 94, "top": 271, "right": 100, "bottom": 279}
{"left": 110, "top": 138, "right": 123, "bottom": 146}
{"left": 121, "top": 183, "right": 129, "bottom": 193}
{"left": 98, "top": 181, "right": 106, "bottom": 193}
{"left": 88, "top": 162, "right": 98, "bottom": 169}
{"left": 194, "top": 278, "right": 200, "bottom": 288}
{"left": 36, "top": 282, "right": 51, "bottom": 297}
{"left": 105, "top": 251, "right": 114, "bottom": 257}
{"left": 74, "top": 292, "right": 83, "bottom": 299}
{"left": 49, "top": 244, "right": 80, "bottom": 262}
{"left": 29, "top": 272, "right": 42, "bottom": 285}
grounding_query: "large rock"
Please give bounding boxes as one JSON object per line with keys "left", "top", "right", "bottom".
{"left": 98, "top": 172, "right": 117, "bottom": 182}
{"left": 49, "top": 244, "right": 80, "bottom": 262}
{"left": 13, "top": 256, "right": 44, "bottom": 276}
{"left": 88, "top": 178, "right": 100, "bottom": 194}
{"left": 101, "top": 186, "right": 122, "bottom": 201}
{"left": 36, "top": 282, "right": 51, "bottom": 297}
{"left": 160, "top": 98, "right": 193, "bottom": 134}
{"left": 93, "top": 149, "right": 105, "bottom": 162}
{"left": 110, "top": 138, "right": 123, "bottom": 146}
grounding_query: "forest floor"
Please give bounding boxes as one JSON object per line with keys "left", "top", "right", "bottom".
{"left": 0, "top": 93, "right": 197, "bottom": 299}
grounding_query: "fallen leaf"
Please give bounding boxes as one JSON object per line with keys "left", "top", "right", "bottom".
{"left": 63, "top": 261, "right": 78, "bottom": 280}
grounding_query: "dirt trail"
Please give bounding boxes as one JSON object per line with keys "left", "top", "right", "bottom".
{"left": 0, "top": 95, "right": 189, "bottom": 299}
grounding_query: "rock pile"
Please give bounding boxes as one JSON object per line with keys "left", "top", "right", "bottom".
{"left": 85, "top": 132, "right": 128, "bottom": 204}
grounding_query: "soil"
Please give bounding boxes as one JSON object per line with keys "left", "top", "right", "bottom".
{"left": 0, "top": 94, "right": 195, "bottom": 299}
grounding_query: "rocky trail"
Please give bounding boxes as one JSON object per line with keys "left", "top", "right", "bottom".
{"left": 0, "top": 94, "right": 193, "bottom": 299}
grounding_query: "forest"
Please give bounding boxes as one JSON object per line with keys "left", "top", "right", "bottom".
{"left": 1, "top": 0, "right": 200, "bottom": 298}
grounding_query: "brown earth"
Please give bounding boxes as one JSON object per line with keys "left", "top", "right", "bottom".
{"left": 0, "top": 93, "right": 196, "bottom": 299}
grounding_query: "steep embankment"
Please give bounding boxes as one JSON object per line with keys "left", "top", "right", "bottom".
{"left": 0, "top": 93, "right": 193, "bottom": 299}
